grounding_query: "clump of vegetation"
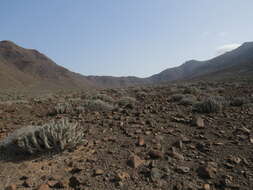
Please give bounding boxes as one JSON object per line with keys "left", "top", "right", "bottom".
{"left": 91, "top": 93, "right": 114, "bottom": 103}
{"left": 83, "top": 99, "right": 114, "bottom": 111}
{"left": 179, "top": 95, "right": 197, "bottom": 106}
{"left": 54, "top": 102, "right": 73, "bottom": 114}
{"left": 183, "top": 87, "right": 198, "bottom": 95}
{"left": 117, "top": 96, "right": 136, "bottom": 107}
{"left": 0, "top": 119, "right": 85, "bottom": 156}
{"left": 193, "top": 97, "right": 222, "bottom": 113}
{"left": 213, "top": 95, "right": 230, "bottom": 106}
{"left": 230, "top": 97, "right": 248, "bottom": 107}
{"left": 170, "top": 94, "right": 184, "bottom": 102}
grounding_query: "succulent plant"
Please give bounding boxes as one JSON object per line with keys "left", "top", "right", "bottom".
{"left": 193, "top": 98, "right": 222, "bottom": 113}
{"left": 54, "top": 102, "right": 73, "bottom": 114}
{"left": 0, "top": 119, "right": 85, "bottom": 157}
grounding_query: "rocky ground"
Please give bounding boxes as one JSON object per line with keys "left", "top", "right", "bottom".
{"left": 0, "top": 81, "right": 253, "bottom": 190}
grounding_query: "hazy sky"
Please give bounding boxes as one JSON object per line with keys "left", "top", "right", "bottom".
{"left": 1, "top": 1, "right": 253, "bottom": 77}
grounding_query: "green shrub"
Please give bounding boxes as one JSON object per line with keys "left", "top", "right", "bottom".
{"left": 179, "top": 95, "right": 197, "bottom": 106}
{"left": 171, "top": 94, "right": 184, "bottom": 102}
{"left": 83, "top": 99, "right": 114, "bottom": 111}
{"left": 183, "top": 87, "right": 198, "bottom": 95}
{"left": 0, "top": 119, "right": 85, "bottom": 156}
{"left": 117, "top": 96, "right": 136, "bottom": 107}
{"left": 92, "top": 93, "right": 114, "bottom": 103}
{"left": 193, "top": 98, "right": 222, "bottom": 113}
{"left": 230, "top": 97, "right": 248, "bottom": 107}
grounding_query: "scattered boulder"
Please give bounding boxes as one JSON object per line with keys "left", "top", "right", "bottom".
{"left": 192, "top": 116, "right": 205, "bottom": 128}
{"left": 5, "top": 185, "right": 17, "bottom": 190}
{"left": 197, "top": 162, "right": 217, "bottom": 179}
{"left": 170, "top": 147, "right": 184, "bottom": 161}
{"left": 176, "top": 166, "right": 190, "bottom": 174}
{"left": 127, "top": 154, "right": 145, "bottom": 168}
{"left": 137, "top": 136, "right": 145, "bottom": 146}
{"left": 94, "top": 169, "right": 104, "bottom": 176}
{"left": 37, "top": 184, "right": 50, "bottom": 190}
{"left": 149, "top": 150, "right": 164, "bottom": 159}
{"left": 150, "top": 168, "right": 162, "bottom": 181}
{"left": 115, "top": 171, "right": 130, "bottom": 181}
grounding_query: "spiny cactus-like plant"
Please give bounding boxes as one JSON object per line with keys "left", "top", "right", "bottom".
{"left": 54, "top": 102, "right": 73, "bottom": 114}
{"left": 0, "top": 119, "right": 85, "bottom": 156}
{"left": 193, "top": 97, "right": 222, "bottom": 113}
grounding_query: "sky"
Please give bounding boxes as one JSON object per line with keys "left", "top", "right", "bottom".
{"left": 1, "top": 1, "right": 253, "bottom": 77}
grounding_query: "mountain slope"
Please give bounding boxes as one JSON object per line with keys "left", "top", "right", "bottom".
{"left": 0, "top": 41, "right": 151, "bottom": 92}
{"left": 149, "top": 42, "right": 253, "bottom": 82}
{"left": 0, "top": 41, "right": 96, "bottom": 92}
{"left": 1, "top": 40, "right": 253, "bottom": 93}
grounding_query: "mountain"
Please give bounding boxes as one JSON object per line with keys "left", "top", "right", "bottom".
{"left": 0, "top": 41, "right": 148, "bottom": 93}
{"left": 0, "top": 40, "right": 253, "bottom": 93}
{"left": 149, "top": 42, "right": 253, "bottom": 82}
{"left": 0, "top": 40, "right": 97, "bottom": 92}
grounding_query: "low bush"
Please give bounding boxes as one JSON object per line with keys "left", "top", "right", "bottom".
{"left": 170, "top": 94, "right": 184, "bottom": 102}
{"left": 92, "top": 93, "right": 114, "bottom": 103}
{"left": 83, "top": 99, "right": 114, "bottom": 111}
{"left": 0, "top": 119, "right": 85, "bottom": 156}
{"left": 117, "top": 96, "right": 136, "bottom": 107}
{"left": 183, "top": 87, "right": 198, "bottom": 95}
{"left": 193, "top": 98, "right": 222, "bottom": 113}
{"left": 230, "top": 97, "right": 248, "bottom": 107}
{"left": 179, "top": 95, "right": 197, "bottom": 106}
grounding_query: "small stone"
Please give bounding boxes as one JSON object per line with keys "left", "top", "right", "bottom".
{"left": 197, "top": 162, "right": 217, "bottom": 179}
{"left": 192, "top": 116, "right": 205, "bottom": 128}
{"left": 22, "top": 179, "right": 32, "bottom": 188}
{"left": 150, "top": 168, "right": 162, "bottom": 181}
{"left": 137, "top": 136, "right": 145, "bottom": 146}
{"left": 20, "top": 176, "right": 28, "bottom": 180}
{"left": 47, "top": 180, "right": 58, "bottom": 187}
{"left": 149, "top": 150, "right": 164, "bottom": 159}
{"left": 228, "top": 156, "right": 241, "bottom": 164}
{"left": 37, "top": 184, "right": 50, "bottom": 190}
{"left": 94, "top": 169, "right": 104, "bottom": 175}
{"left": 174, "top": 140, "right": 183, "bottom": 149}
{"left": 241, "top": 127, "right": 250, "bottom": 134}
{"left": 170, "top": 147, "right": 184, "bottom": 160}
{"left": 5, "top": 185, "right": 17, "bottom": 190}
{"left": 176, "top": 166, "right": 190, "bottom": 173}
{"left": 53, "top": 181, "right": 67, "bottom": 188}
{"left": 127, "top": 154, "right": 144, "bottom": 168}
{"left": 115, "top": 172, "right": 130, "bottom": 181}
{"left": 203, "top": 184, "right": 211, "bottom": 190}
{"left": 70, "top": 167, "right": 82, "bottom": 174}
{"left": 69, "top": 176, "right": 81, "bottom": 188}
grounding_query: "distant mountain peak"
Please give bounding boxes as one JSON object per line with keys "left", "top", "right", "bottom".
{"left": 0, "top": 40, "right": 19, "bottom": 47}
{"left": 239, "top": 41, "right": 253, "bottom": 49}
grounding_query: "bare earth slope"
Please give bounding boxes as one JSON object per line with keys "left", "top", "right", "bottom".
{"left": 0, "top": 81, "right": 252, "bottom": 189}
